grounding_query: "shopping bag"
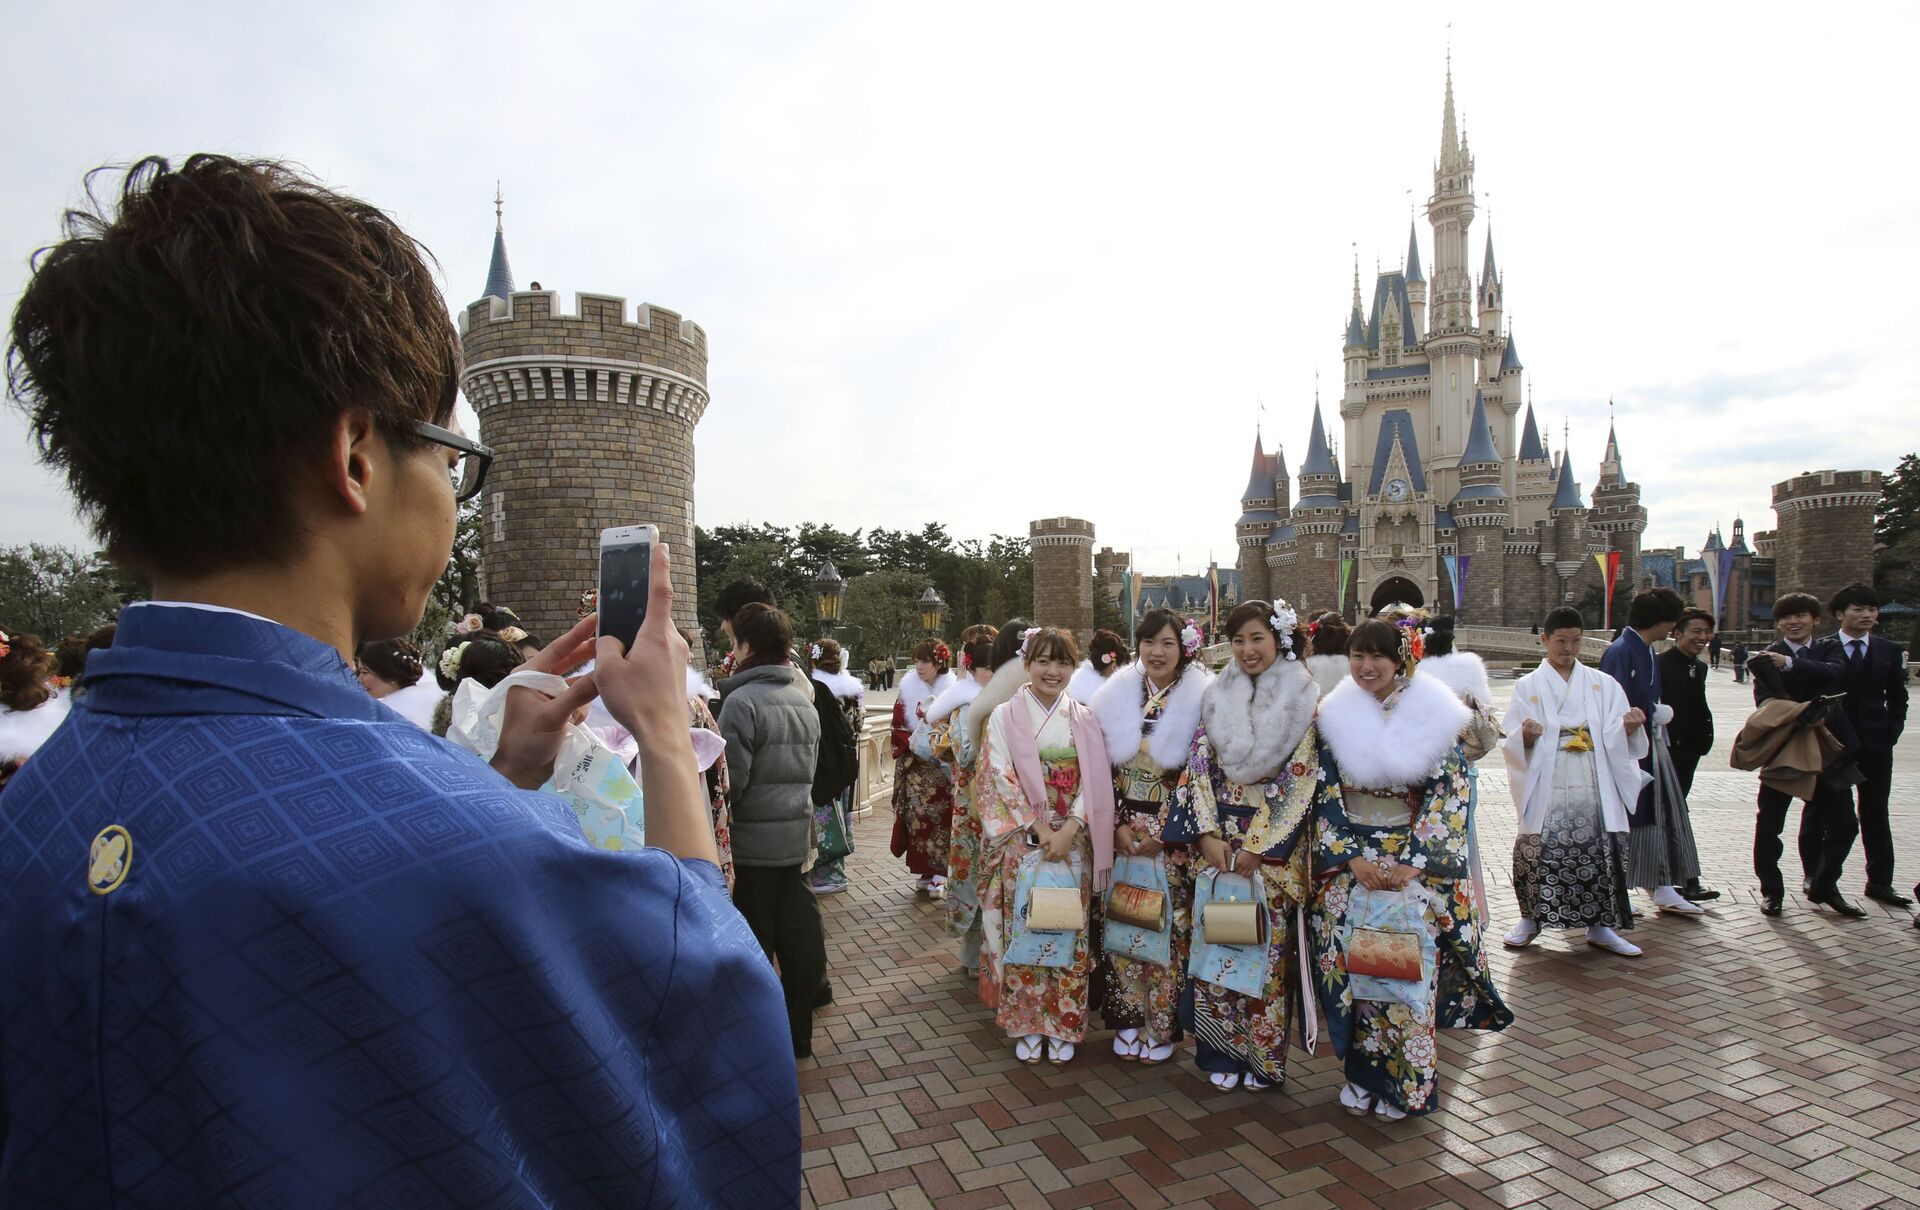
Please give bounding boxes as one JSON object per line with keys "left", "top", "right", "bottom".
{"left": 1343, "top": 887, "right": 1436, "bottom": 1007}
{"left": 447, "top": 669, "right": 646, "bottom": 851}
{"left": 1007, "top": 849, "right": 1084, "bottom": 968}
{"left": 1188, "top": 868, "right": 1272, "bottom": 997}
{"left": 1103, "top": 853, "right": 1172, "bottom": 966}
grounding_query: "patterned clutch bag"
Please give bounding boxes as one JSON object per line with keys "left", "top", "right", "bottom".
{"left": 1106, "top": 881, "right": 1166, "bottom": 931}
{"left": 1345, "top": 927, "right": 1423, "bottom": 981}
{"left": 1026, "top": 887, "right": 1085, "bottom": 932}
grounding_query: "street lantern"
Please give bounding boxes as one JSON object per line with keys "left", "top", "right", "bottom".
{"left": 918, "top": 586, "right": 946, "bottom": 636}
{"left": 812, "top": 559, "right": 846, "bottom": 639}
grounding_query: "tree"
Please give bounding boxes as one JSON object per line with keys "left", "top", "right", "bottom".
{"left": 842, "top": 569, "right": 929, "bottom": 666}
{"left": 410, "top": 499, "right": 482, "bottom": 654}
{"left": 1875, "top": 453, "right": 1920, "bottom": 603}
{"left": 0, "top": 544, "right": 130, "bottom": 640}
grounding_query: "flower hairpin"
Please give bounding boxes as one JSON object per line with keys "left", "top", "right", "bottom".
{"left": 439, "top": 641, "right": 471, "bottom": 680}
{"left": 1179, "top": 622, "right": 1203, "bottom": 658}
{"left": 960, "top": 651, "right": 974, "bottom": 671}
{"left": 453, "top": 613, "right": 484, "bottom": 636}
{"left": 933, "top": 642, "right": 953, "bottom": 665}
{"left": 1018, "top": 627, "right": 1041, "bottom": 657}
{"left": 0, "top": 629, "right": 10, "bottom": 660}
{"left": 498, "top": 626, "right": 528, "bottom": 644}
{"left": 1268, "top": 598, "right": 1301, "bottom": 661}
{"left": 1099, "top": 651, "right": 1116, "bottom": 666}
{"left": 578, "top": 589, "right": 599, "bottom": 618}
{"left": 809, "top": 643, "right": 823, "bottom": 661}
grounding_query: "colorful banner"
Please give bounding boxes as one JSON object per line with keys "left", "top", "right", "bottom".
{"left": 1593, "top": 550, "right": 1622, "bottom": 629}
{"left": 1443, "top": 555, "right": 1470, "bottom": 612}
{"left": 1336, "top": 557, "right": 1354, "bottom": 614}
{"left": 1713, "top": 548, "right": 1736, "bottom": 624}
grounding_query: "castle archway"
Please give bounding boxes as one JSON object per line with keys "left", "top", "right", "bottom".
{"left": 1370, "top": 577, "right": 1424, "bottom": 613}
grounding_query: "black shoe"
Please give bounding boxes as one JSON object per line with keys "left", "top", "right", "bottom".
{"left": 1761, "top": 895, "right": 1784, "bottom": 917}
{"left": 1811, "top": 890, "right": 1869, "bottom": 919}
{"left": 1864, "top": 885, "right": 1914, "bottom": 907}
{"left": 1681, "top": 885, "right": 1722, "bottom": 902}
{"left": 813, "top": 979, "right": 835, "bottom": 1009}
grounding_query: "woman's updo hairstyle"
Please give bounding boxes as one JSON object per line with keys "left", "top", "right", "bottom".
{"left": 911, "top": 637, "right": 952, "bottom": 675}
{"left": 1347, "top": 619, "right": 1407, "bottom": 671}
{"left": 988, "top": 618, "right": 1031, "bottom": 671}
{"left": 812, "top": 636, "right": 845, "bottom": 674}
{"left": 1309, "top": 611, "right": 1351, "bottom": 657}
{"left": 958, "top": 624, "right": 998, "bottom": 674}
{"left": 1088, "top": 629, "right": 1130, "bottom": 672}
{"left": 0, "top": 630, "right": 54, "bottom": 712}
{"left": 358, "top": 638, "right": 425, "bottom": 688}
{"left": 434, "top": 634, "right": 525, "bottom": 692}
{"left": 1424, "top": 615, "right": 1456, "bottom": 658}
{"left": 1223, "top": 600, "right": 1275, "bottom": 639}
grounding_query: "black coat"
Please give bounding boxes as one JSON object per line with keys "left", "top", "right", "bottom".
{"left": 1657, "top": 647, "right": 1713, "bottom": 757}
{"left": 1818, "top": 632, "right": 1909, "bottom": 754}
{"left": 1751, "top": 638, "right": 1859, "bottom": 768}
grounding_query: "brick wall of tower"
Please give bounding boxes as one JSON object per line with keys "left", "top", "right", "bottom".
{"left": 1591, "top": 481, "right": 1647, "bottom": 598}
{"left": 461, "top": 291, "right": 709, "bottom": 650}
{"left": 1771, "top": 470, "right": 1883, "bottom": 612}
{"left": 1094, "top": 546, "right": 1128, "bottom": 613}
{"left": 1455, "top": 524, "right": 1503, "bottom": 621}
{"left": 1030, "top": 517, "right": 1096, "bottom": 647}
{"left": 1238, "top": 546, "right": 1271, "bottom": 608}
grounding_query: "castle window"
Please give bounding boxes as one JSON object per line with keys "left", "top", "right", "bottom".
{"left": 491, "top": 492, "right": 506, "bottom": 542}
{"left": 1315, "top": 542, "right": 1325, "bottom": 559}
{"left": 1476, "top": 534, "right": 1486, "bottom": 553}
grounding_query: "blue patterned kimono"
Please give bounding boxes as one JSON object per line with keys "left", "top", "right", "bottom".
{"left": 0, "top": 604, "right": 799, "bottom": 1208}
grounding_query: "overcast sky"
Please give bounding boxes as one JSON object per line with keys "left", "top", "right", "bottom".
{"left": 5, "top": 2, "right": 1915, "bottom": 575}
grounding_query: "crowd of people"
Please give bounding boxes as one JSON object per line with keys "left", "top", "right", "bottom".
{"left": 0, "top": 155, "right": 1912, "bottom": 1205}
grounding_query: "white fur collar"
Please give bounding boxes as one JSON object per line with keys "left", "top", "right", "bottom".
{"left": 1317, "top": 673, "right": 1469, "bottom": 787}
{"left": 1304, "top": 653, "right": 1349, "bottom": 699}
{"left": 1201, "top": 658, "right": 1318, "bottom": 785}
{"left": 686, "top": 666, "right": 718, "bottom": 702}
{"left": 1417, "top": 652, "right": 1492, "bottom": 706}
{"left": 1067, "top": 661, "right": 1109, "bottom": 704}
{"left": 925, "top": 675, "right": 982, "bottom": 725}
{"left": 965, "top": 659, "right": 1030, "bottom": 756}
{"left": 810, "top": 668, "right": 866, "bottom": 701}
{"left": 897, "top": 669, "right": 953, "bottom": 724}
{"left": 1090, "top": 661, "right": 1211, "bottom": 772}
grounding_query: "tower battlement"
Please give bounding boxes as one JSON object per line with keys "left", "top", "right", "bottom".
{"left": 461, "top": 290, "right": 707, "bottom": 353}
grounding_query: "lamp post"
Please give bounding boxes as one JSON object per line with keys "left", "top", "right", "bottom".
{"left": 812, "top": 559, "right": 847, "bottom": 641}
{"left": 918, "top": 586, "right": 947, "bottom": 638}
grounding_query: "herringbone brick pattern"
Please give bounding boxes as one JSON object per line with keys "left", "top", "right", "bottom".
{"left": 803, "top": 669, "right": 1920, "bottom": 1208}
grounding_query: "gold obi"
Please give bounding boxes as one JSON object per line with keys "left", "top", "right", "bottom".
{"left": 1558, "top": 725, "right": 1594, "bottom": 753}
{"left": 1342, "top": 789, "right": 1416, "bottom": 828}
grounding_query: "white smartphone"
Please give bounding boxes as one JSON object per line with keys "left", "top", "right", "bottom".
{"left": 598, "top": 524, "right": 659, "bottom": 649}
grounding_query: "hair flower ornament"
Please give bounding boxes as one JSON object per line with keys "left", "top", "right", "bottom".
{"left": 1178, "top": 621, "right": 1203, "bottom": 658}
{"left": 1099, "top": 651, "right": 1116, "bottom": 666}
{"left": 1017, "top": 626, "right": 1041, "bottom": 657}
{"left": 497, "top": 626, "right": 529, "bottom": 644}
{"left": 453, "top": 613, "right": 484, "bottom": 636}
{"left": 577, "top": 589, "right": 598, "bottom": 618}
{"left": 959, "top": 651, "right": 974, "bottom": 671}
{"left": 0, "top": 629, "right": 10, "bottom": 660}
{"left": 809, "top": 643, "right": 823, "bottom": 661}
{"left": 439, "top": 641, "right": 471, "bottom": 681}
{"left": 1268, "top": 598, "right": 1301, "bottom": 660}
{"left": 933, "top": 641, "right": 952, "bottom": 665}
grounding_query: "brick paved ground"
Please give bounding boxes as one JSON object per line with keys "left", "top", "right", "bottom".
{"left": 803, "top": 666, "right": 1920, "bottom": 1209}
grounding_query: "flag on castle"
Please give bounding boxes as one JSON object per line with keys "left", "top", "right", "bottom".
{"left": 1444, "top": 555, "right": 1469, "bottom": 612}
{"left": 1593, "top": 550, "right": 1622, "bottom": 629}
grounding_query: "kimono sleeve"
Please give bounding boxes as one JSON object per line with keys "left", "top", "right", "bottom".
{"left": 977, "top": 704, "right": 1034, "bottom": 841}
{"left": 1160, "top": 724, "right": 1219, "bottom": 845}
{"left": 890, "top": 696, "right": 912, "bottom": 758}
{"left": 1405, "top": 750, "right": 1473, "bottom": 880}
{"left": 1242, "top": 729, "right": 1318, "bottom": 861}
{"left": 1310, "top": 746, "right": 1365, "bottom": 874}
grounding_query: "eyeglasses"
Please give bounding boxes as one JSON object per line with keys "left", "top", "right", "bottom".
{"left": 413, "top": 420, "right": 493, "bottom": 502}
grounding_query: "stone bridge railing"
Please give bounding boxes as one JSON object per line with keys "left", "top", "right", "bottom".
{"left": 1201, "top": 625, "right": 1611, "bottom": 670}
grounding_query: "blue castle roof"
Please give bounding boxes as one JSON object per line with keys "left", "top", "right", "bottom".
{"left": 1366, "top": 272, "right": 1419, "bottom": 352}
{"left": 1518, "top": 406, "right": 1547, "bottom": 461}
{"left": 483, "top": 227, "right": 515, "bottom": 301}
{"left": 1366, "top": 409, "right": 1427, "bottom": 495}
{"left": 1460, "top": 391, "right": 1501, "bottom": 467}
{"left": 1300, "top": 403, "right": 1338, "bottom": 477}
{"left": 1405, "top": 223, "right": 1424, "bottom": 284}
{"left": 1550, "top": 452, "right": 1585, "bottom": 510}
{"left": 1499, "top": 332, "right": 1523, "bottom": 374}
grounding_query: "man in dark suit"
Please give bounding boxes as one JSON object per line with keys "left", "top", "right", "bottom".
{"left": 1821, "top": 584, "right": 1910, "bottom": 906}
{"left": 1601, "top": 587, "right": 1703, "bottom": 914}
{"left": 1751, "top": 592, "right": 1863, "bottom": 918}
{"left": 1660, "top": 607, "right": 1719, "bottom": 900}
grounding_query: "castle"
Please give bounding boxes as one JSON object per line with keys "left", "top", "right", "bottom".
{"left": 1236, "top": 67, "right": 1635, "bottom": 626}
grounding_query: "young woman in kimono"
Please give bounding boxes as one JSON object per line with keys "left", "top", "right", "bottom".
{"left": 1068, "top": 628, "right": 1130, "bottom": 702}
{"left": 1310, "top": 617, "right": 1513, "bottom": 1120}
{"left": 977, "top": 627, "right": 1116, "bottom": 1064}
{"left": 1164, "top": 600, "right": 1319, "bottom": 1092}
{"left": 1090, "top": 608, "right": 1210, "bottom": 1065}
{"left": 1303, "top": 611, "right": 1352, "bottom": 699}
{"left": 925, "top": 625, "right": 1001, "bottom": 976}
{"left": 891, "top": 637, "right": 956, "bottom": 897}
{"left": 1499, "top": 606, "right": 1649, "bottom": 956}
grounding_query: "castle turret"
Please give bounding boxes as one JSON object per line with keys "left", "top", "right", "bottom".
{"left": 1343, "top": 258, "right": 1368, "bottom": 389}
{"left": 1235, "top": 435, "right": 1277, "bottom": 604}
{"left": 1030, "top": 517, "right": 1097, "bottom": 647}
{"left": 1477, "top": 228, "right": 1503, "bottom": 338}
{"left": 1290, "top": 403, "right": 1345, "bottom": 615}
{"left": 1425, "top": 62, "right": 1480, "bottom": 468}
{"left": 1450, "top": 392, "right": 1511, "bottom": 621}
{"left": 1405, "top": 222, "right": 1427, "bottom": 341}
{"left": 483, "top": 185, "right": 514, "bottom": 301}
{"left": 1589, "top": 418, "right": 1647, "bottom": 594}
{"left": 1548, "top": 448, "right": 1587, "bottom": 592}
{"left": 461, "top": 216, "right": 709, "bottom": 647}
{"left": 1770, "top": 469, "right": 1884, "bottom": 613}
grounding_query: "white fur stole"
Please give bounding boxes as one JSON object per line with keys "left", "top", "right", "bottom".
{"left": 1304, "top": 654, "right": 1349, "bottom": 700}
{"left": 964, "top": 659, "right": 1030, "bottom": 758}
{"left": 1416, "top": 652, "right": 1492, "bottom": 706}
{"left": 1317, "top": 673, "right": 1470, "bottom": 788}
{"left": 1200, "top": 657, "right": 1318, "bottom": 785}
{"left": 925, "top": 675, "right": 982, "bottom": 725}
{"left": 810, "top": 667, "right": 866, "bottom": 702}
{"left": 1090, "top": 661, "right": 1211, "bottom": 772}
{"left": 897, "top": 668, "right": 953, "bottom": 725}
{"left": 1067, "top": 661, "right": 1108, "bottom": 704}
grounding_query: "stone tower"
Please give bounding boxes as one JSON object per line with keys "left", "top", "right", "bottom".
{"left": 1451, "top": 391, "right": 1511, "bottom": 619}
{"left": 1093, "top": 547, "right": 1128, "bottom": 614}
{"left": 1235, "top": 436, "right": 1277, "bottom": 605}
{"left": 1770, "top": 470, "right": 1884, "bottom": 611}
{"left": 459, "top": 207, "right": 709, "bottom": 646}
{"left": 1589, "top": 419, "right": 1648, "bottom": 595}
{"left": 1030, "top": 517, "right": 1096, "bottom": 647}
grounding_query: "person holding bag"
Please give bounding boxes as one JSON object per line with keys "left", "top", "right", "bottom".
{"left": 1310, "top": 617, "right": 1512, "bottom": 1121}
{"left": 926, "top": 624, "right": 1005, "bottom": 980}
{"left": 1090, "top": 608, "right": 1212, "bottom": 1065}
{"left": 976, "top": 628, "right": 1116, "bottom": 1065}
{"left": 1163, "top": 601, "right": 1319, "bottom": 1093}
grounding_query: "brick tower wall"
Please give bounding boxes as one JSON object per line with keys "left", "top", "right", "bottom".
{"left": 461, "top": 290, "right": 709, "bottom": 649}
{"left": 1771, "top": 470, "right": 1883, "bottom": 614}
{"left": 1237, "top": 545, "right": 1271, "bottom": 609}
{"left": 1030, "top": 517, "right": 1096, "bottom": 647}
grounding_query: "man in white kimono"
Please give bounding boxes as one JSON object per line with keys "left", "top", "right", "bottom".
{"left": 1501, "top": 606, "right": 1651, "bottom": 956}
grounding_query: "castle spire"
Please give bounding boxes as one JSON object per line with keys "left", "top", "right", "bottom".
{"left": 1517, "top": 400, "right": 1546, "bottom": 461}
{"left": 1405, "top": 221, "right": 1425, "bottom": 284}
{"left": 482, "top": 183, "right": 516, "bottom": 302}
{"left": 1461, "top": 390, "right": 1500, "bottom": 466}
{"left": 1240, "top": 432, "right": 1272, "bottom": 505}
{"left": 1551, "top": 444, "right": 1584, "bottom": 511}
{"left": 1601, "top": 411, "right": 1624, "bottom": 485}
{"left": 1440, "top": 53, "right": 1462, "bottom": 171}
{"left": 1301, "top": 401, "right": 1337, "bottom": 478}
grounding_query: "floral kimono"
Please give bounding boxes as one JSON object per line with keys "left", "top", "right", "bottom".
{"left": 1090, "top": 662, "right": 1210, "bottom": 1046}
{"left": 890, "top": 671, "right": 955, "bottom": 879}
{"left": 1162, "top": 658, "right": 1318, "bottom": 1086}
{"left": 1309, "top": 674, "right": 1513, "bottom": 1116}
{"left": 977, "top": 687, "right": 1115, "bottom": 1040}
{"left": 689, "top": 692, "right": 735, "bottom": 893}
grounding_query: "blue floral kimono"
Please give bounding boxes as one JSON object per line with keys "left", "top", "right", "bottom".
{"left": 0, "top": 603, "right": 799, "bottom": 1208}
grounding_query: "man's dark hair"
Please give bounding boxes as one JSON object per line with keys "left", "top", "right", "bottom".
{"left": 715, "top": 578, "right": 775, "bottom": 627}
{"left": 1542, "top": 606, "right": 1585, "bottom": 636}
{"left": 1627, "top": 587, "right": 1686, "bottom": 630}
{"left": 1772, "top": 592, "right": 1822, "bottom": 621}
{"left": 732, "top": 602, "right": 794, "bottom": 671}
{"left": 1829, "top": 583, "right": 1880, "bottom": 615}
{"left": 1676, "top": 608, "right": 1714, "bottom": 635}
{"left": 7, "top": 155, "right": 459, "bottom": 578}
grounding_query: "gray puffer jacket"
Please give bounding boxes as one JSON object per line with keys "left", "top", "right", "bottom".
{"left": 717, "top": 662, "right": 822, "bottom": 867}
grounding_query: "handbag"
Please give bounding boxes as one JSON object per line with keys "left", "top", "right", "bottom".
{"left": 1203, "top": 872, "right": 1266, "bottom": 947}
{"left": 1345, "top": 926, "right": 1422, "bottom": 981}
{"left": 1104, "top": 853, "right": 1171, "bottom": 966}
{"left": 1026, "top": 886, "right": 1085, "bottom": 932}
{"left": 1106, "top": 871, "right": 1167, "bottom": 931}
{"left": 1343, "top": 887, "right": 1437, "bottom": 1007}
{"left": 1007, "top": 851, "right": 1084, "bottom": 969}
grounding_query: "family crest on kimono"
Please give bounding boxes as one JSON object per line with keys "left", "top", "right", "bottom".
{"left": 891, "top": 637, "right": 957, "bottom": 897}
{"left": 1165, "top": 600, "right": 1320, "bottom": 1093}
{"left": 976, "top": 627, "right": 1116, "bottom": 1064}
{"left": 1599, "top": 588, "right": 1707, "bottom": 916}
{"left": 925, "top": 624, "right": 1006, "bottom": 977}
{"left": 1089, "top": 608, "right": 1211, "bottom": 1066}
{"left": 1309, "top": 616, "right": 1512, "bottom": 1120}
{"left": 1501, "top": 606, "right": 1651, "bottom": 957}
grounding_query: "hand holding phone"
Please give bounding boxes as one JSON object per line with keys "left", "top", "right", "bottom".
{"left": 598, "top": 524, "right": 659, "bottom": 651}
